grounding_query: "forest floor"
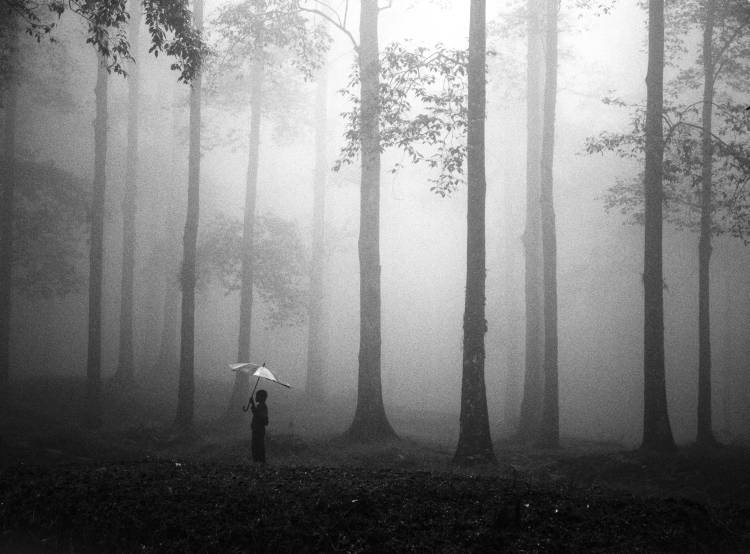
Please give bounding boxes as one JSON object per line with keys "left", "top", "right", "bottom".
{"left": 1, "top": 376, "right": 750, "bottom": 552}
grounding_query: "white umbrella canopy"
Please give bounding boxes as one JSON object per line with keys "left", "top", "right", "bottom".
{"left": 230, "top": 362, "right": 291, "bottom": 412}
{"left": 229, "top": 362, "right": 291, "bottom": 388}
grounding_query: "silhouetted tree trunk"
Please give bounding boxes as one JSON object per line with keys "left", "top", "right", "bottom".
{"left": 346, "top": 0, "right": 396, "bottom": 441}
{"left": 454, "top": 0, "right": 495, "bottom": 465}
{"left": 85, "top": 55, "right": 108, "bottom": 428}
{"left": 174, "top": 0, "right": 203, "bottom": 431}
{"left": 501, "top": 166, "right": 521, "bottom": 428}
{"left": 115, "top": 2, "right": 141, "bottom": 386}
{"left": 538, "top": 0, "right": 559, "bottom": 449}
{"left": 642, "top": 0, "right": 675, "bottom": 451}
{"left": 0, "top": 18, "right": 19, "bottom": 405}
{"left": 153, "top": 86, "right": 184, "bottom": 378}
{"left": 697, "top": 0, "right": 716, "bottom": 447}
{"left": 517, "top": 0, "right": 544, "bottom": 443}
{"left": 306, "top": 63, "right": 328, "bottom": 400}
{"left": 227, "top": 61, "right": 263, "bottom": 419}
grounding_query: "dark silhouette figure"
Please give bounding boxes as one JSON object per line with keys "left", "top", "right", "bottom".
{"left": 250, "top": 389, "right": 269, "bottom": 463}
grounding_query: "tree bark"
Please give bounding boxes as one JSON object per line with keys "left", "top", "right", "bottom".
{"left": 152, "top": 85, "right": 184, "bottom": 378}
{"left": 115, "top": 1, "right": 141, "bottom": 386}
{"left": 538, "top": 0, "right": 559, "bottom": 449}
{"left": 641, "top": 0, "right": 675, "bottom": 451}
{"left": 0, "top": 18, "right": 19, "bottom": 406}
{"left": 346, "top": 0, "right": 396, "bottom": 442}
{"left": 517, "top": 0, "right": 545, "bottom": 443}
{"left": 306, "top": 62, "right": 328, "bottom": 400}
{"left": 227, "top": 61, "right": 264, "bottom": 420}
{"left": 454, "top": 0, "right": 495, "bottom": 465}
{"left": 501, "top": 166, "right": 521, "bottom": 428}
{"left": 85, "top": 54, "right": 109, "bottom": 428}
{"left": 174, "top": 0, "right": 203, "bottom": 431}
{"left": 697, "top": 0, "right": 716, "bottom": 447}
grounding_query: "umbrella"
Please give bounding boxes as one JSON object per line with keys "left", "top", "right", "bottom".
{"left": 230, "top": 362, "right": 291, "bottom": 412}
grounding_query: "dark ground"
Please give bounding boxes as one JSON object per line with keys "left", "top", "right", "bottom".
{"left": 1, "top": 377, "right": 750, "bottom": 552}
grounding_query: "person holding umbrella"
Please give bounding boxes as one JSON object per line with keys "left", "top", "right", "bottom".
{"left": 249, "top": 389, "right": 269, "bottom": 463}
{"left": 231, "top": 362, "right": 291, "bottom": 464}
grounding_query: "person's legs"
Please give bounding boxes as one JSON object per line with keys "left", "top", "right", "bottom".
{"left": 251, "top": 428, "right": 266, "bottom": 463}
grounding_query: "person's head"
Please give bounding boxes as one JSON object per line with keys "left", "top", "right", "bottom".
{"left": 256, "top": 389, "right": 267, "bottom": 403}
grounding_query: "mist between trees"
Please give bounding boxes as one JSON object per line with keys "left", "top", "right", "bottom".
{"left": 1, "top": 0, "right": 749, "bottom": 456}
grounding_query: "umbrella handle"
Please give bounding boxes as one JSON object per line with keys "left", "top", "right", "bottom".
{"left": 242, "top": 377, "right": 261, "bottom": 412}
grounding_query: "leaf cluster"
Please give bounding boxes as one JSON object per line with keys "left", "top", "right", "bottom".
{"left": 197, "top": 212, "right": 308, "bottom": 327}
{"left": 9, "top": 157, "right": 90, "bottom": 298}
{"left": 1, "top": 0, "right": 206, "bottom": 81}
{"left": 337, "top": 41, "right": 469, "bottom": 197}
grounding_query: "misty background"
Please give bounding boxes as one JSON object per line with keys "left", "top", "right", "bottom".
{"left": 4, "top": 0, "right": 750, "bottom": 447}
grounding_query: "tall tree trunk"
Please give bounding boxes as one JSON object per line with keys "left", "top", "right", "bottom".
{"left": 697, "top": 0, "right": 716, "bottom": 447}
{"left": 346, "top": 0, "right": 396, "bottom": 441}
{"left": 517, "top": 0, "right": 545, "bottom": 443}
{"left": 538, "top": 0, "right": 559, "bottom": 449}
{"left": 174, "top": 0, "right": 203, "bottom": 431}
{"left": 0, "top": 18, "right": 19, "bottom": 406}
{"left": 226, "top": 61, "right": 263, "bottom": 420}
{"left": 641, "top": 0, "right": 675, "bottom": 451}
{"left": 454, "top": 0, "right": 495, "bottom": 465}
{"left": 721, "top": 268, "right": 731, "bottom": 436}
{"left": 306, "top": 62, "right": 328, "bottom": 400}
{"left": 501, "top": 166, "right": 521, "bottom": 428}
{"left": 153, "top": 85, "right": 185, "bottom": 378}
{"left": 85, "top": 55, "right": 109, "bottom": 428}
{"left": 115, "top": 2, "right": 141, "bottom": 386}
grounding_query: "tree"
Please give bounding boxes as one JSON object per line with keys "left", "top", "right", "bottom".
{"left": 114, "top": 0, "right": 142, "bottom": 387}
{"left": 538, "top": 0, "right": 559, "bottom": 448}
{"left": 697, "top": 0, "right": 717, "bottom": 447}
{"left": 174, "top": 0, "right": 203, "bottom": 432}
{"left": 211, "top": 0, "right": 329, "bottom": 419}
{"left": 85, "top": 53, "right": 108, "bottom": 428}
{"left": 588, "top": 0, "right": 750, "bottom": 449}
{"left": 306, "top": 61, "right": 328, "bottom": 400}
{"left": 454, "top": 0, "right": 495, "bottom": 464}
{"left": 642, "top": 0, "right": 675, "bottom": 451}
{"left": 517, "top": 0, "right": 545, "bottom": 445}
{"left": 0, "top": 16, "right": 18, "bottom": 406}
{"left": 348, "top": 0, "right": 395, "bottom": 441}
{"left": 3, "top": 0, "right": 204, "bottom": 81}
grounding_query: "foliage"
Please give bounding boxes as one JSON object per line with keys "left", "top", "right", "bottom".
{"left": 206, "top": 0, "right": 330, "bottom": 143}
{"left": 587, "top": 0, "right": 750, "bottom": 241}
{"left": 338, "top": 41, "right": 469, "bottom": 197}
{"left": 1, "top": 0, "right": 206, "bottom": 80}
{"left": 210, "top": 0, "right": 329, "bottom": 79}
{"left": 10, "top": 157, "right": 90, "bottom": 298}
{"left": 587, "top": 99, "right": 750, "bottom": 238}
{"left": 197, "top": 212, "right": 308, "bottom": 327}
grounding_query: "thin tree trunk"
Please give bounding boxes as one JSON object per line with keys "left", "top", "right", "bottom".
{"left": 174, "top": 0, "right": 203, "bottom": 431}
{"left": 538, "top": 0, "right": 559, "bottom": 449}
{"left": 501, "top": 166, "right": 521, "bottom": 428}
{"left": 0, "top": 18, "right": 19, "bottom": 406}
{"left": 517, "top": 0, "right": 545, "bottom": 443}
{"left": 697, "top": 0, "right": 716, "bottom": 447}
{"left": 641, "top": 0, "right": 675, "bottom": 451}
{"left": 306, "top": 63, "right": 328, "bottom": 400}
{"left": 346, "top": 0, "right": 396, "bottom": 441}
{"left": 115, "top": 2, "right": 141, "bottom": 386}
{"left": 85, "top": 55, "right": 109, "bottom": 428}
{"left": 153, "top": 86, "right": 184, "bottom": 378}
{"left": 721, "top": 267, "right": 731, "bottom": 436}
{"left": 227, "top": 61, "right": 263, "bottom": 419}
{"left": 454, "top": 0, "right": 495, "bottom": 465}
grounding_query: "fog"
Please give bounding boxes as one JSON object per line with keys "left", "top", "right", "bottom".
{"left": 3, "top": 0, "right": 750, "bottom": 451}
